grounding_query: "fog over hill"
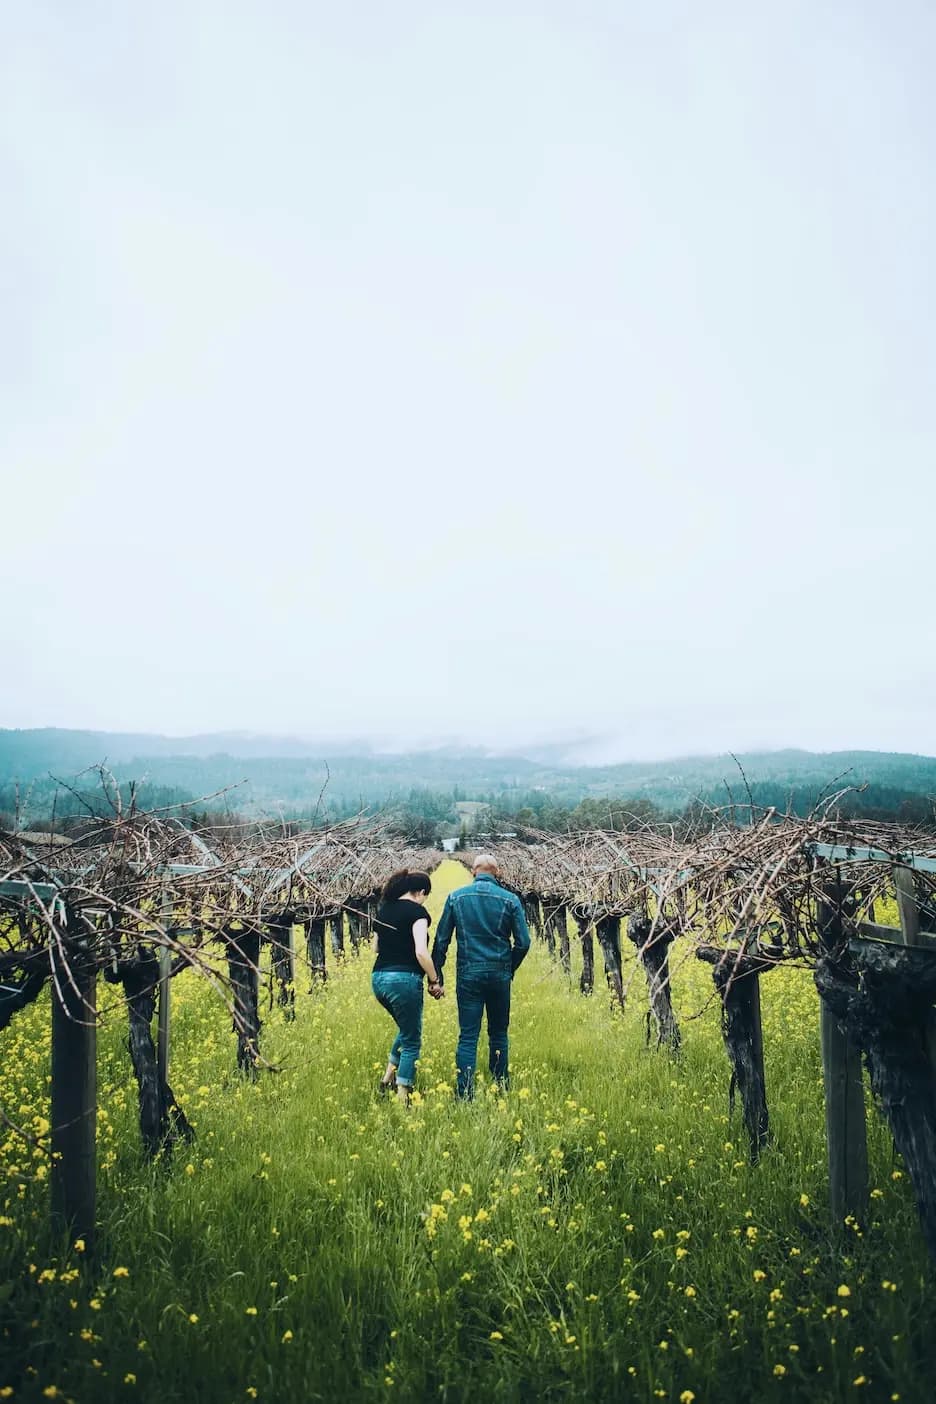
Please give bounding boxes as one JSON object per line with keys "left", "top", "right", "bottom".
{"left": 2, "top": 728, "right": 936, "bottom": 828}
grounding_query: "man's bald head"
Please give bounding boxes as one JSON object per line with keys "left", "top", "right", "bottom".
{"left": 472, "top": 853, "right": 500, "bottom": 876}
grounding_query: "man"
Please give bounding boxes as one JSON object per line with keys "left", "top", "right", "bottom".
{"left": 430, "top": 854, "right": 531, "bottom": 1099}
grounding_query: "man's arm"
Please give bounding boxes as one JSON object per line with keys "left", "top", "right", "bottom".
{"left": 431, "top": 896, "right": 456, "bottom": 984}
{"left": 509, "top": 896, "right": 531, "bottom": 975}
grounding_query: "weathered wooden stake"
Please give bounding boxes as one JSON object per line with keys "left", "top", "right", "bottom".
{"left": 814, "top": 887, "right": 869, "bottom": 1224}
{"left": 51, "top": 947, "right": 97, "bottom": 1247}
{"left": 817, "top": 937, "right": 936, "bottom": 1260}
{"left": 894, "top": 865, "right": 920, "bottom": 945}
{"left": 820, "top": 999, "right": 868, "bottom": 1224}
{"left": 891, "top": 866, "right": 936, "bottom": 1083}
{"left": 157, "top": 883, "right": 173, "bottom": 1086}
{"left": 157, "top": 945, "right": 171, "bottom": 1088}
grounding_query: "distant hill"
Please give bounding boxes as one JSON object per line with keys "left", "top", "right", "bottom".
{"left": 1, "top": 728, "right": 935, "bottom": 825}
{"left": 0, "top": 727, "right": 378, "bottom": 769}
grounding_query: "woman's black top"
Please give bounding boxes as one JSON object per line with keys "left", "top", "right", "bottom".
{"left": 374, "top": 899, "right": 431, "bottom": 977}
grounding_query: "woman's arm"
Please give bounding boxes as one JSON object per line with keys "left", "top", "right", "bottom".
{"left": 412, "top": 918, "right": 439, "bottom": 983}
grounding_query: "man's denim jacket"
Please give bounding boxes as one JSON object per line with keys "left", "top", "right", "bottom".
{"left": 431, "top": 873, "right": 532, "bottom": 983}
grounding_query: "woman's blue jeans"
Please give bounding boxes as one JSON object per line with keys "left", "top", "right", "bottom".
{"left": 455, "top": 968, "right": 512, "bottom": 1100}
{"left": 372, "top": 970, "right": 424, "bottom": 1087}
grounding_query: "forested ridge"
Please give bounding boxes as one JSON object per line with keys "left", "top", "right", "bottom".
{"left": 2, "top": 728, "right": 935, "bottom": 831}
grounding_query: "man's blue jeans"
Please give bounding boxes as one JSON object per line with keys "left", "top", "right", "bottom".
{"left": 455, "top": 968, "right": 512, "bottom": 1099}
{"left": 372, "top": 970, "right": 424, "bottom": 1087}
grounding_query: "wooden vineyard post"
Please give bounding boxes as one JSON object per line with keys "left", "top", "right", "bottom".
{"left": 890, "top": 866, "right": 936, "bottom": 1083}
{"left": 157, "top": 883, "right": 173, "bottom": 1089}
{"left": 50, "top": 918, "right": 97, "bottom": 1247}
{"left": 820, "top": 998, "right": 868, "bottom": 1224}
{"left": 815, "top": 887, "right": 869, "bottom": 1225}
{"left": 894, "top": 865, "right": 920, "bottom": 945}
{"left": 814, "top": 860, "right": 936, "bottom": 1260}
{"left": 157, "top": 947, "right": 171, "bottom": 1089}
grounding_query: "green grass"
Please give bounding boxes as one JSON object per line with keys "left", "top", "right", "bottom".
{"left": 1, "top": 860, "right": 934, "bottom": 1403}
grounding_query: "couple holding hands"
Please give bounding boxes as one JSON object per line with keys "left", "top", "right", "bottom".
{"left": 371, "top": 856, "right": 532, "bottom": 1104}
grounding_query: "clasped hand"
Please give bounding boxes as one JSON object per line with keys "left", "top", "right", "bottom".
{"left": 427, "top": 980, "right": 445, "bottom": 1000}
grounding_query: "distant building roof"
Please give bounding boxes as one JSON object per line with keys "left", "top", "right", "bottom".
{"left": 1, "top": 830, "right": 74, "bottom": 848}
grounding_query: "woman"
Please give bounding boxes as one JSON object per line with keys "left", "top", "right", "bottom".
{"left": 372, "top": 868, "right": 443, "bottom": 1103}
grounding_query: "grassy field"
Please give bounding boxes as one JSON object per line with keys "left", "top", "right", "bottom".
{"left": 1, "top": 859, "right": 934, "bottom": 1403}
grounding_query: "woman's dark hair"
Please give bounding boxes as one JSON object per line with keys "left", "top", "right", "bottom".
{"left": 382, "top": 869, "right": 432, "bottom": 902}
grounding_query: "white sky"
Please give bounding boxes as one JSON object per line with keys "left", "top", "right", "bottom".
{"left": 3, "top": 1, "right": 935, "bottom": 762}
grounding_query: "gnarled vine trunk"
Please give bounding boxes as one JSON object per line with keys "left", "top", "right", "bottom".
{"left": 523, "top": 893, "right": 542, "bottom": 940}
{"left": 306, "top": 917, "right": 327, "bottom": 985}
{"left": 117, "top": 957, "right": 194, "bottom": 1157}
{"left": 346, "top": 900, "right": 368, "bottom": 953}
{"left": 572, "top": 906, "right": 595, "bottom": 995}
{"left": 0, "top": 950, "right": 48, "bottom": 1032}
{"left": 224, "top": 925, "right": 262, "bottom": 1075}
{"left": 542, "top": 898, "right": 569, "bottom": 968}
{"left": 815, "top": 943, "right": 936, "bottom": 1262}
{"left": 698, "top": 945, "right": 773, "bottom": 1163}
{"left": 267, "top": 913, "right": 296, "bottom": 1021}
{"left": 595, "top": 914, "right": 624, "bottom": 1010}
{"left": 627, "top": 914, "right": 681, "bottom": 1054}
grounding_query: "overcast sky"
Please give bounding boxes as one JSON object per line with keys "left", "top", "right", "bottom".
{"left": 3, "top": 1, "right": 935, "bottom": 762}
